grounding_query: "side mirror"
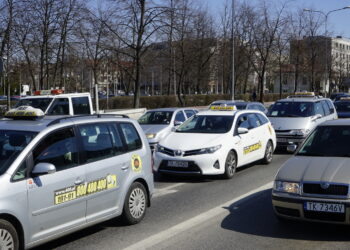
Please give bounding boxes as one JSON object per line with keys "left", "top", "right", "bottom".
{"left": 286, "top": 144, "right": 297, "bottom": 153}
{"left": 237, "top": 127, "right": 249, "bottom": 134}
{"left": 174, "top": 120, "right": 183, "bottom": 126}
{"left": 311, "top": 114, "right": 322, "bottom": 121}
{"left": 32, "top": 162, "right": 56, "bottom": 176}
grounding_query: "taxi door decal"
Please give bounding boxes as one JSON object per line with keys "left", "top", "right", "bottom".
{"left": 243, "top": 141, "right": 262, "bottom": 155}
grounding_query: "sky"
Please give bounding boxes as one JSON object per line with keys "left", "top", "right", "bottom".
{"left": 205, "top": 0, "right": 350, "bottom": 38}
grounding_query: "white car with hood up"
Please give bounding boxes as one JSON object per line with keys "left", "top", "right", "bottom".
{"left": 153, "top": 106, "right": 276, "bottom": 179}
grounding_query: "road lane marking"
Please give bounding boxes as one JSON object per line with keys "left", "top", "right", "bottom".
{"left": 123, "top": 181, "right": 273, "bottom": 250}
{"left": 153, "top": 183, "right": 186, "bottom": 198}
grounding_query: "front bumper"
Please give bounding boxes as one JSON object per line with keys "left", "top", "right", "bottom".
{"left": 153, "top": 150, "right": 225, "bottom": 176}
{"left": 272, "top": 192, "right": 350, "bottom": 224}
{"left": 276, "top": 134, "right": 306, "bottom": 148}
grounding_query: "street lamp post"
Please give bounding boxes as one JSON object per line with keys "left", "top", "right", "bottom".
{"left": 304, "top": 6, "right": 350, "bottom": 95}
{"left": 231, "top": 0, "right": 235, "bottom": 100}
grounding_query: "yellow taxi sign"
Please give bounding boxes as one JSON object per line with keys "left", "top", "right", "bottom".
{"left": 339, "top": 97, "right": 350, "bottom": 101}
{"left": 5, "top": 106, "right": 45, "bottom": 120}
{"left": 288, "top": 92, "right": 316, "bottom": 98}
{"left": 210, "top": 105, "right": 237, "bottom": 111}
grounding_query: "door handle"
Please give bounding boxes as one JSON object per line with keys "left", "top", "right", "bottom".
{"left": 75, "top": 178, "right": 84, "bottom": 185}
{"left": 121, "top": 165, "right": 129, "bottom": 170}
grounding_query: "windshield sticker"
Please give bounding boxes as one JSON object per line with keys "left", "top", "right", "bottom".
{"left": 54, "top": 174, "right": 117, "bottom": 205}
{"left": 243, "top": 141, "right": 262, "bottom": 154}
{"left": 131, "top": 154, "right": 142, "bottom": 172}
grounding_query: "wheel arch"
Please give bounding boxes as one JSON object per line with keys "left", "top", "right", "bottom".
{"left": 0, "top": 213, "right": 24, "bottom": 249}
{"left": 133, "top": 178, "right": 151, "bottom": 207}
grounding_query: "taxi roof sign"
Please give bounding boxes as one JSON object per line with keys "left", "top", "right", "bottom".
{"left": 210, "top": 105, "right": 237, "bottom": 111}
{"left": 287, "top": 92, "right": 316, "bottom": 98}
{"left": 34, "top": 89, "right": 64, "bottom": 96}
{"left": 5, "top": 106, "right": 45, "bottom": 120}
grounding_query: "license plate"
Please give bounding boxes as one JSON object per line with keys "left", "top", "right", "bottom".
{"left": 277, "top": 138, "right": 287, "bottom": 142}
{"left": 304, "top": 202, "right": 345, "bottom": 213}
{"left": 167, "top": 161, "right": 188, "bottom": 168}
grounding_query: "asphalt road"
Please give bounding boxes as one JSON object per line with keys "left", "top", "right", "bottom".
{"left": 34, "top": 152, "right": 350, "bottom": 250}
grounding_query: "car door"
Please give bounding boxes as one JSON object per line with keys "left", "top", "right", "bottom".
{"left": 27, "top": 127, "right": 86, "bottom": 242}
{"left": 78, "top": 122, "right": 128, "bottom": 223}
{"left": 234, "top": 113, "right": 255, "bottom": 166}
{"left": 245, "top": 113, "right": 266, "bottom": 161}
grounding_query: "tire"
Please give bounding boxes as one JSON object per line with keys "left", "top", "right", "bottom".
{"left": 223, "top": 151, "right": 237, "bottom": 179}
{"left": 122, "top": 182, "right": 148, "bottom": 225}
{"left": 262, "top": 141, "right": 273, "bottom": 164}
{"left": 0, "top": 219, "right": 19, "bottom": 250}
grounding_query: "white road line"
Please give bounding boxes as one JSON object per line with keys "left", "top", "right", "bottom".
{"left": 123, "top": 181, "right": 273, "bottom": 250}
{"left": 153, "top": 183, "right": 186, "bottom": 198}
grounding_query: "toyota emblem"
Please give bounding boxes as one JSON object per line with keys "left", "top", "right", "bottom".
{"left": 175, "top": 150, "right": 182, "bottom": 156}
{"left": 320, "top": 182, "right": 330, "bottom": 189}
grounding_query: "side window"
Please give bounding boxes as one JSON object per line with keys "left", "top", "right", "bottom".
{"left": 119, "top": 123, "right": 142, "bottom": 151}
{"left": 236, "top": 114, "right": 250, "bottom": 129}
{"left": 78, "top": 123, "right": 115, "bottom": 163}
{"left": 47, "top": 98, "right": 69, "bottom": 115}
{"left": 321, "top": 101, "right": 331, "bottom": 116}
{"left": 13, "top": 161, "right": 27, "bottom": 181}
{"left": 257, "top": 104, "right": 266, "bottom": 112}
{"left": 72, "top": 97, "right": 90, "bottom": 115}
{"left": 326, "top": 100, "right": 335, "bottom": 114}
{"left": 33, "top": 128, "right": 78, "bottom": 171}
{"left": 314, "top": 102, "right": 325, "bottom": 116}
{"left": 175, "top": 111, "right": 186, "bottom": 123}
{"left": 256, "top": 113, "right": 269, "bottom": 125}
{"left": 185, "top": 110, "right": 195, "bottom": 118}
{"left": 247, "top": 113, "right": 262, "bottom": 129}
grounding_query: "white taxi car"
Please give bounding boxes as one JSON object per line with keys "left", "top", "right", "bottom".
{"left": 153, "top": 106, "right": 276, "bottom": 179}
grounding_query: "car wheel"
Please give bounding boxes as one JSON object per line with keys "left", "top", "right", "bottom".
{"left": 122, "top": 182, "right": 148, "bottom": 225}
{"left": 262, "top": 141, "right": 273, "bottom": 164}
{"left": 0, "top": 219, "right": 19, "bottom": 250}
{"left": 223, "top": 151, "right": 237, "bottom": 179}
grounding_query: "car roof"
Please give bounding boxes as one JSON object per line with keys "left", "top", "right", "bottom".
{"left": 0, "top": 115, "right": 130, "bottom": 132}
{"left": 211, "top": 100, "right": 247, "bottom": 105}
{"left": 146, "top": 108, "right": 191, "bottom": 112}
{"left": 276, "top": 97, "right": 329, "bottom": 103}
{"left": 20, "top": 93, "right": 91, "bottom": 99}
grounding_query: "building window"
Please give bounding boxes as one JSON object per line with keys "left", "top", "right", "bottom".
{"left": 336, "top": 43, "right": 338, "bottom": 48}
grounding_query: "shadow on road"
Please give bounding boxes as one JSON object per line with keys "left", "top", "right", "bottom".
{"left": 221, "top": 189, "right": 350, "bottom": 241}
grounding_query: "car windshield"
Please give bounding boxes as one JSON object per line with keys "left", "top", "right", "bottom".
{"left": 297, "top": 126, "right": 350, "bottom": 157}
{"left": 267, "top": 102, "right": 314, "bottom": 117}
{"left": 334, "top": 102, "right": 350, "bottom": 112}
{"left": 176, "top": 115, "right": 234, "bottom": 133}
{"left": 138, "top": 111, "right": 174, "bottom": 125}
{"left": 0, "top": 130, "right": 37, "bottom": 176}
{"left": 15, "top": 98, "right": 53, "bottom": 112}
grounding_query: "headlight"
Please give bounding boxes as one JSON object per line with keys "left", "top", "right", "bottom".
{"left": 274, "top": 181, "right": 300, "bottom": 194}
{"left": 198, "top": 145, "right": 222, "bottom": 154}
{"left": 146, "top": 133, "right": 157, "bottom": 139}
{"left": 290, "top": 129, "right": 310, "bottom": 136}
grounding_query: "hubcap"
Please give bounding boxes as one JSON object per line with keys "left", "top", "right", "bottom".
{"left": 226, "top": 153, "right": 236, "bottom": 176}
{"left": 0, "top": 229, "right": 14, "bottom": 250}
{"left": 129, "top": 188, "right": 146, "bottom": 219}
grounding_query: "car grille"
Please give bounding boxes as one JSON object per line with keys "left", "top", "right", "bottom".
{"left": 303, "top": 183, "right": 349, "bottom": 196}
{"left": 183, "top": 149, "right": 202, "bottom": 156}
{"left": 160, "top": 147, "right": 175, "bottom": 156}
{"left": 275, "top": 130, "right": 291, "bottom": 133}
{"left": 160, "top": 147, "right": 203, "bottom": 157}
{"left": 303, "top": 211, "right": 345, "bottom": 222}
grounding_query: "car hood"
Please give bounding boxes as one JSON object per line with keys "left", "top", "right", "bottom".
{"left": 140, "top": 124, "right": 169, "bottom": 134}
{"left": 159, "top": 132, "right": 225, "bottom": 150}
{"left": 268, "top": 117, "right": 311, "bottom": 130}
{"left": 277, "top": 156, "right": 350, "bottom": 184}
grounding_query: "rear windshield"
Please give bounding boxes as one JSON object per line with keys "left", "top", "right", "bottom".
{"left": 267, "top": 102, "right": 314, "bottom": 117}
{"left": 334, "top": 102, "right": 350, "bottom": 112}
{"left": 15, "top": 98, "right": 53, "bottom": 112}
{"left": 176, "top": 115, "right": 234, "bottom": 133}
{"left": 0, "top": 130, "right": 37, "bottom": 175}
{"left": 138, "top": 111, "right": 174, "bottom": 125}
{"left": 297, "top": 126, "right": 350, "bottom": 157}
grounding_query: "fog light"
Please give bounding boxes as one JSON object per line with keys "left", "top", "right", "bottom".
{"left": 213, "top": 160, "right": 220, "bottom": 169}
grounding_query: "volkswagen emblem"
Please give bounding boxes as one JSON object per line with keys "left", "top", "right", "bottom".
{"left": 175, "top": 150, "right": 182, "bottom": 156}
{"left": 320, "top": 182, "right": 330, "bottom": 189}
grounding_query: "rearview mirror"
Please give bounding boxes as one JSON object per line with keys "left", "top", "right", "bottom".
{"left": 286, "top": 144, "right": 297, "bottom": 153}
{"left": 32, "top": 162, "right": 56, "bottom": 176}
{"left": 174, "top": 120, "right": 183, "bottom": 126}
{"left": 237, "top": 127, "right": 249, "bottom": 134}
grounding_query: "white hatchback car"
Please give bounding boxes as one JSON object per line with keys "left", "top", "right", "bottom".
{"left": 154, "top": 107, "right": 276, "bottom": 179}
